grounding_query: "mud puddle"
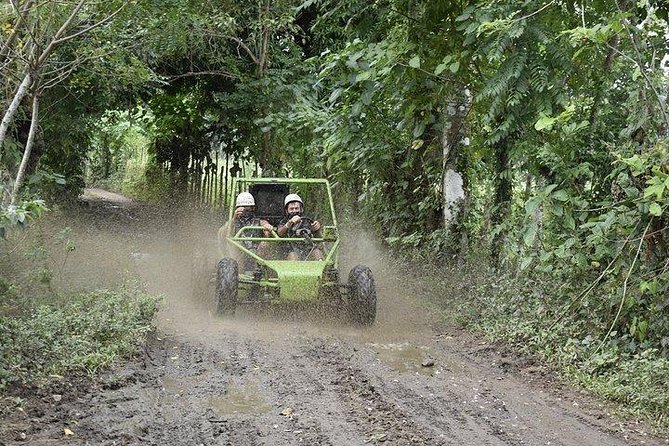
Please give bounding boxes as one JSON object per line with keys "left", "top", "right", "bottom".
{"left": 370, "top": 342, "right": 438, "bottom": 376}
{"left": 207, "top": 381, "right": 272, "bottom": 416}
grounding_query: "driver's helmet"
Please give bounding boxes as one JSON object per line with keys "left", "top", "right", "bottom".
{"left": 235, "top": 192, "right": 255, "bottom": 207}
{"left": 284, "top": 193, "right": 303, "bottom": 208}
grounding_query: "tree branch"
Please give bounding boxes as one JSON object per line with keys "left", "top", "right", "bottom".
{"left": 605, "top": 40, "right": 669, "bottom": 127}
{"left": 40, "top": 59, "right": 81, "bottom": 90}
{"left": 589, "top": 221, "right": 650, "bottom": 359}
{"left": 52, "top": 1, "right": 128, "bottom": 46}
{"left": 548, "top": 221, "right": 639, "bottom": 330}
{"left": 511, "top": 0, "right": 556, "bottom": 23}
{"left": 227, "top": 36, "right": 260, "bottom": 66}
{"left": 0, "top": 0, "right": 35, "bottom": 65}
{"left": 613, "top": 0, "right": 669, "bottom": 128}
{"left": 166, "top": 70, "right": 238, "bottom": 81}
{"left": 36, "top": 0, "right": 85, "bottom": 66}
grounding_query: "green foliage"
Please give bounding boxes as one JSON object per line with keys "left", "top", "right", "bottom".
{"left": 278, "top": 0, "right": 669, "bottom": 427}
{"left": 456, "top": 264, "right": 669, "bottom": 426}
{"left": 271, "top": 3, "right": 468, "bottom": 236}
{"left": 577, "top": 350, "right": 669, "bottom": 422}
{"left": 0, "top": 198, "right": 47, "bottom": 240}
{"left": 504, "top": 142, "right": 669, "bottom": 354}
{"left": 121, "top": 161, "right": 173, "bottom": 203}
{"left": 87, "top": 108, "right": 154, "bottom": 188}
{"left": 0, "top": 286, "right": 160, "bottom": 389}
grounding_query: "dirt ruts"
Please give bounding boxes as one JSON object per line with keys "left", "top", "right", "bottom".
{"left": 1, "top": 191, "right": 666, "bottom": 445}
{"left": 4, "top": 324, "right": 664, "bottom": 445}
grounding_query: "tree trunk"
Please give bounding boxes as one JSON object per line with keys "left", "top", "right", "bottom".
{"left": 441, "top": 89, "right": 471, "bottom": 229}
{"left": 1, "top": 0, "right": 122, "bottom": 156}
{"left": 102, "top": 134, "right": 111, "bottom": 178}
{"left": 256, "top": 0, "right": 278, "bottom": 177}
{"left": 10, "top": 93, "right": 39, "bottom": 205}
{"left": 0, "top": 72, "right": 32, "bottom": 150}
{"left": 491, "top": 137, "right": 512, "bottom": 261}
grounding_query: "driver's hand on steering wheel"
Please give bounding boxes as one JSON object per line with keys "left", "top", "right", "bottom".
{"left": 288, "top": 215, "right": 302, "bottom": 226}
{"left": 310, "top": 220, "right": 321, "bottom": 232}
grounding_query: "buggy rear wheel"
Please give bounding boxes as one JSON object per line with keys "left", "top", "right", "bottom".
{"left": 216, "top": 258, "right": 238, "bottom": 315}
{"left": 347, "top": 265, "right": 376, "bottom": 325}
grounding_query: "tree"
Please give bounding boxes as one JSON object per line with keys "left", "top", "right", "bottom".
{"left": 0, "top": 0, "right": 126, "bottom": 204}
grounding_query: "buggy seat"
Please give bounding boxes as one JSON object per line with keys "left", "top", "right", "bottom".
{"left": 249, "top": 183, "right": 289, "bottom": 227}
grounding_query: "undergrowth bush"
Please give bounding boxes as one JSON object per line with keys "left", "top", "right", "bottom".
{"left": 120, "top": 162, "right": 172, "bottom": 203}
{"left": 0, "top": 286, "right": 160, "bottom": 390}
{"left": 440, "top": 261, "right": 669, "bottom": 429}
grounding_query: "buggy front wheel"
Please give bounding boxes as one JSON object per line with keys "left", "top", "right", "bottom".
{"left": 347, "top": 265, "right": 376, "bottom": 325}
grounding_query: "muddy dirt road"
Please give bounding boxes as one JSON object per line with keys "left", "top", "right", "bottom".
{"left": 3, "top": 192, "right": 665, "bottom": 445}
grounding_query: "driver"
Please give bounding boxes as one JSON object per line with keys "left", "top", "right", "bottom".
{"left": 276, "top": 193, "right": 324, "bottom": 260}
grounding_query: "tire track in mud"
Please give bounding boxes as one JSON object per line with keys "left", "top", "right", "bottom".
{"left": 258, "top": 336, "right": 430, "bottom": 445}
{"left": 299, "top": 339, "right": 437, "bottom": 445}
{"left": 3, "top": 197, "right": 667, "bottom": 446}
{"left": 293, "top": 337, "right": 516, "bottom": 445}
{"left": 4, "top": 315, "right": 666, "bottom": 446}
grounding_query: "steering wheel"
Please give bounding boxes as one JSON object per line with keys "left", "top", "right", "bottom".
{"left": 294, "top": 217, "right": 313, "bottom": 238}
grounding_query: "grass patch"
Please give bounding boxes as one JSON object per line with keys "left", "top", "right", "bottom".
{"left": 569, "top": 350, "right": 669, "bottom": 426}
{"left": 0, "top": 285, "right": 160, "bottom": 390}
{"left": 424, "top": 262, "right": 669, "bottom": 433}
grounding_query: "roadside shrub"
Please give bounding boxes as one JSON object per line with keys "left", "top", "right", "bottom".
{"left": 0, "top": 286, "right": 160, "bottom": 389}
{"left": 121, "top": 161, "right": 172, "bottom": 203}
{"left": 447, "top": 262, "right": 669, "bottom": 428}
{"left": 0, "top": 198, "right": 47, "bottom": 240}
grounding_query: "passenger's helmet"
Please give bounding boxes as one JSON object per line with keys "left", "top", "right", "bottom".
{"left": 235, "top": 192, "right": 255, "bottom": 207}
{"left": 284, "top": 193, "right": 303, "bottom": 207}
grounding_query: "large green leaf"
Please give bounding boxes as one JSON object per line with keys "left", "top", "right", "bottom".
{"left": 535, "top": 115, "right": 557, "bottom": 131}
{"left": 649, "top": 202, "right": 662, "bottom": 216}
{"left": 523, "top": 222, "right": 538, "bottom": 246}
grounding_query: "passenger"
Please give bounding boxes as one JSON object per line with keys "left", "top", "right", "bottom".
{"left": 220, "top": 192, "right": 273, "bottom": 265}
{"left": 276, "top": 193, "right": 324, "bottom": 260}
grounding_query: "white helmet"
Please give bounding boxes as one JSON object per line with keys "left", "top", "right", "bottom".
{"left": 235, "top": 192, "right": 255, "bottom": 207}
{"left": 284, "top": 193, "right": 303, "bottom": 207}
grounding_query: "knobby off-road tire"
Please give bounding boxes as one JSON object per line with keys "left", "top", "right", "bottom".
{"left": 216, "top": 258, "right": 238, "bottom": 316}
{"left": 347, "top": 265, "right": 376, "bottom": 325}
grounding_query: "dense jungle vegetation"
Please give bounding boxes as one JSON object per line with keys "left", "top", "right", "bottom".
{"left": 1, "top": 0, "right": 669, "bottom": 427}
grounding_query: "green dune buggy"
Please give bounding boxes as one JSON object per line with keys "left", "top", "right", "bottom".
{"left": 214, "top": 177, "right": 376, "bottom": 325}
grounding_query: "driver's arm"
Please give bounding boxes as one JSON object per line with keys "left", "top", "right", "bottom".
{"left": 228, "top": 207, "right": 248, "bottom": 236}
{"left": 277, "top": 215, "right": 300, "bottom": 237}
{"left": 276, "top": 220, "right": 291, "bottom": 237}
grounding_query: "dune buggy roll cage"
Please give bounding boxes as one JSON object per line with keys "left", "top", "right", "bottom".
{"left": 225, "top": 178, "right": 340, "bottom": 301}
